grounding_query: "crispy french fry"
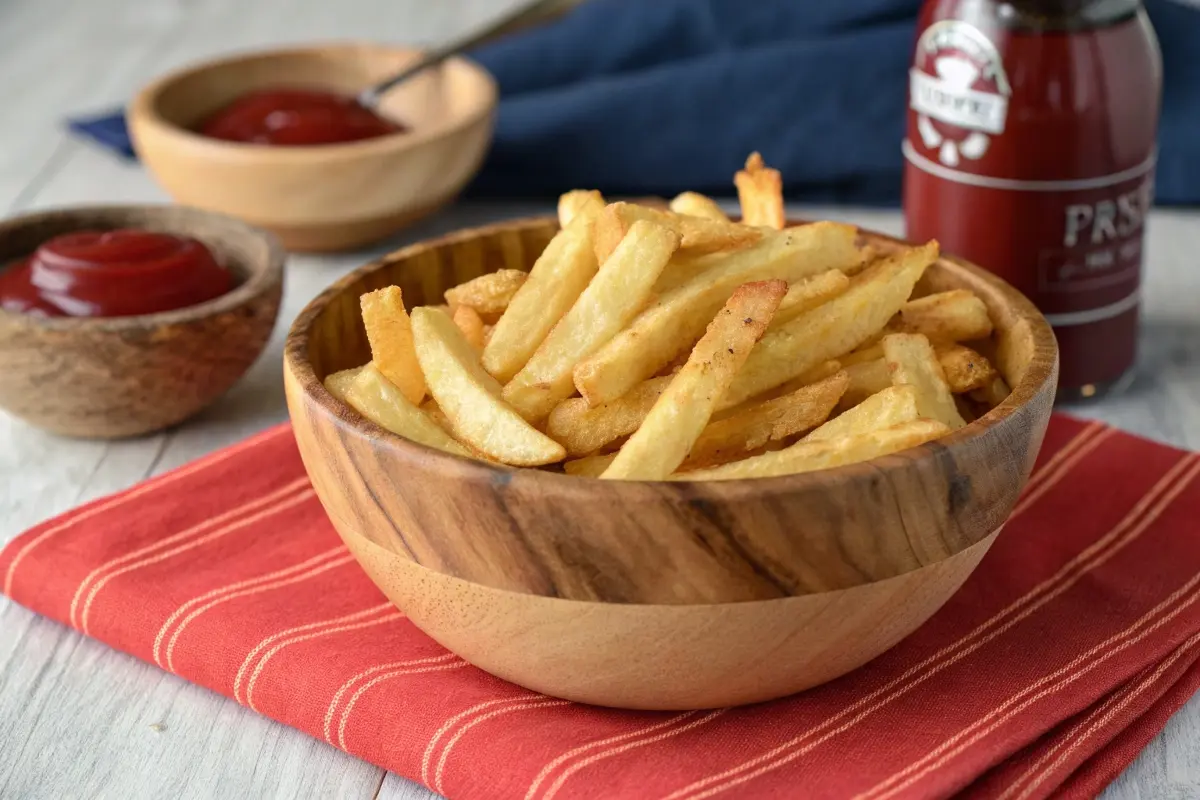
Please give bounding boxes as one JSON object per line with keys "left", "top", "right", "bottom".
{"left": 360, "top": 286, "right": 426, "bottom": 405}
{"left": 602, "top": 280, "right": 787, "bottom": 480}
{"left": 482, "top": 205, "right": 605, "bottom": 383}
{"left": 444, "top": 269, "right": 528, "bottom": 319}
{"left": 734, "top": 152, "right": 785, "bottom": 230}
{"left": 971, "top": 375, "right": 1012, "bottom": 408}
{"left": 772, "top": 269, "right": 852, "bottom": 327}
{"left": 503, "top": 220, "right": 680, "bottom": 421}
{"left": 452, "top": 304, "right": 486, "bottom": 351}
{"left": 882, "top": 333, "right": 966, "bottom": 429}
{"left": 680, "top": 371, "right": 848, "bottom": 470}
{"left": 718, "top": 242, "right": 938, "bottom": 409}
{"left": 574, "top": 222, "right": 862, "bottom": 406}
{"left": 546, "top": 375, "right": 673, "bottom": 457}
{"left": 411, "top": 307, "right": 565, "bottom": 465}
{"left": 558, "top": 189, "right": 605, "bottom": 229}
{"left": 564, "top": 453, "right": 616, "bottom": 478}
{"left": 343, "top": 365, "right": 472, "bottom": 457}
{"left": 593, "top": 202, "right": 761, "bottom": 264}
{"left": 676, "top": 419, "right": 950, "bottom": 481}
{"left": 937, "top": 344, "right": 999, "bottom": 393}
{"left": 805, "top": 384, "right": 920, "bottom": 442}
{"left": 323, "top": 366, "right": 365, "bottom": 402}
{"left": 654, "top": 251, "right": 728, "bottom": 293}
{"left": 668, "top": 191, "right": 729, "bottom": 221}
{"left": 898, "top": 289, "right": 993, "bottom": 342}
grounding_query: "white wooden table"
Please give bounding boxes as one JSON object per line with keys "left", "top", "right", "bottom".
{"left": 1, "top": 0, "right": 1198, "bottom": 797}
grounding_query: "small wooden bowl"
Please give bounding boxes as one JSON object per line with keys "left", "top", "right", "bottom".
{"left": 129, "top": 44, "right": 497, "bottom": 253}
{"left": 284, "top": 217, "right": 1059, "bottom": 709}
{"left": 0, "top": 206, "right": 284, "bottom": 439}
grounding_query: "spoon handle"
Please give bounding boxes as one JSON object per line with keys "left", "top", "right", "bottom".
{"left": 358, "top": 0, "right": 575, "bottom": 107}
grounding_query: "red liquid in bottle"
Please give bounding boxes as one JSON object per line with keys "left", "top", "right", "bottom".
{"left": 903, "top": 0, "right": 1162, "bottom": 399}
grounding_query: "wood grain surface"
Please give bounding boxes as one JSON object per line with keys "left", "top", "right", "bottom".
{"left": 0, "top": 0, "right": 1197, "bottom": 796}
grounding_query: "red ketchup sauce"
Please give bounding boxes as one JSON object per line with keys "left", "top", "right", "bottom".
{"left": 903, "top": 0, "right": 1161, "bottom": 399}
{"left": 0, "top": 229, "right": 233, "bottom": 318}
{"left": 197, "top": 88, "right": 405, "bottom": 146}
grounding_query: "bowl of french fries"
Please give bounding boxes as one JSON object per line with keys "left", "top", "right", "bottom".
{"left": 284, "top": 154, "right": 1058, "bottom": 710}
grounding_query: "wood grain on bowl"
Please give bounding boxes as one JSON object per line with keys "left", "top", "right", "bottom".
{"left": 0, "top": 206, "right": 283, "bottom": 438}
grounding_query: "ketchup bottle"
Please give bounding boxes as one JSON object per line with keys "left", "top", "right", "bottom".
{"left": 903, "top": 0, "right": 1162, "bottom": 401}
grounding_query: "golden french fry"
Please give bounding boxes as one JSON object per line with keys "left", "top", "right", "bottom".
{"left": 805, "top": 384, "right": 920, "bottom": 442}
{"left": 546, "top": 376, "right": 673, "bottom": 457}
{"left": 360, "top": 286, "right": 426, "bottom": 405}
{"left": 574, "top": 222, "right": 862, "bottom": 406}
{"left": 772, "top": 269, "right": 852, "bottom": 327}
{"left": 323, "top": 366, "right": 365, "bottom": 402}
{"left": 898, "top": 289, "right": 993, "bottom": 342}
{"left": 482, "top": 205, "right": 605, "bottom": 383}
{"left": 564, "top": 453, "right": 616, "bottom": 478}
{"left": 712, "top": 359, "right": 843, "bottom": 417}
{"left": 936, "top": 344, "right": 999, "bottom": 393}
{"left": 593, "top": 202, "right": 761, "bottom": 264}
{"left": 343, "top": 365, "right": 472, "bottom": 457}
{"left": 654, "top": 251, "right": 729, "bottom": 293}
{"left": 668, "top": 191, "right": 729, "bottom": 221}
{"left": 841, "top": 358, "right": 892, "bottom": 408}
{"left": 558, "top": 189, "right": 605, "bottom": 229}
{"left": 444, "top": 269, "right": 528, "bottom": 318}
{"left": 452, "top": 304, "right": 486, "bottom": 351}
{"left": 503, "top": 220, "right": 680, "bottom": 421}
{"left": 970, "top": 375, "right": 1012, "bottom": 408}
{"left": 411, "top": 307, "right": 565, "bottom": 465}
{"left": 602, "top": 279, "right": 787, "bottom": 480}
{"left": 734, "top": 152, "right": 785, "bottom": 230}
{"left": 680, "top": 371, "right": 848, "bottom": 470}
{"left": 882, "top": 332, "right": 966, "bottom": 429}
{"left": 718, "top": 242, "right": 938, "bottom": 410}
{"left": 677, "top": 419, "right": 950, "bottom": 481}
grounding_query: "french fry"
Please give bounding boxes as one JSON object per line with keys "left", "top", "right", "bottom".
{"left": 805, "top": 384, "right": 919, "bottom": 442}
{"left": 882, "top": 333, "right": 966, "bottom": 429}
{"left": 593, "top": 202, "right": 762, "bottom": 264}
{"left": 323, "top": 366, "right": 365, "bottom": 402}
{"left": 971, "top": 375, "right": 1012, "bottom": 407}
{"left": 841, "top": 359, "right": 892, "bottom": 408}
{"left": 343, "top": 365, "right": 472, "bottom": 457}
{"left": 411, "top": 307, "right": 565, "bottom": 466}
{"left": 654, "top": 251, "right": 728, "bottom": 293}
{"left": 444, "top": 269, "right": 528, "bottom": 319}
{"left": 839, "top": 342, "right": 884, "bottom": 367}
{"left": 564, "top": 453, "right": 616, "bottom": 478}
{"left": 734, "top": 152, "right": 785, "bottom": 230}
{"left": 452, "top": 304, "right": 486, "bottom": 351}
{"left": 482, "top": 203, "right": 605, "bottom": 383}
{"left": 676, "top": 419, "right": 950, "bottom": 481}
{"left": 668, "top": 191, "right": 729, "bottom": 221}
{"left": 574, "top": 222, "right": 862, "bottom": 406}
{"left": 546, "top": 376, "right": 673, "bottom": 457}
{"left": 718, "top": 242, "right": 938, "bottom": 409}
{"left": 898, "top": 289, "right": 993, "bottom": 342}
{"left": 772, "top": 269, "right": 852, "bottom": 327}
{"left": 680, "top": 371, "right": 848, "bottom": 470}
{"left": 936, "top": 344, "right": 999, "bottom": 393}
{"left": 558, "top": 189, "right": 605, "bottom": 229}
{"left": 360, "top": 286, "right": 426, "bottom": 405}
{"left": 503, "top": 220, "right": 680, "bottom": 421}
{"left": 602, "top": 280, "right": 787, "bottom": 480}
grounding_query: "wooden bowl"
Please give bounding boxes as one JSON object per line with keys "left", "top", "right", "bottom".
{"left": 283, "top": 217, "right": 1059, "bottom": 709}
{"left": 129, "top": 43, "right": 497, "bottom": 253}
{"left": 0, "top": 205, "right": 284, "bottom": 439}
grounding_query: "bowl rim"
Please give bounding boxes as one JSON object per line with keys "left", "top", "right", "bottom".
{"left": 128, "top": 41, "right": 499, "bottom": 163}
{"left": 285, "top": 215, "right": 1059, "bottom": 492}
{"left": 0, "top": 203, "right": 286, "bottom": 332}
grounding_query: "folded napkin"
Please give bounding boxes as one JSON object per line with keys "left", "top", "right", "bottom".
{"left": 68, "top": 0, "right": 1200, "bottom": 206}
{"left": 4, "top": 415, "right": 1200, "bottom": 800}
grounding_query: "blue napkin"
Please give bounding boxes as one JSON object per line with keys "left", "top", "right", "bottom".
{"left": 68, "top": 0, "right": 1200, "bottom": 205}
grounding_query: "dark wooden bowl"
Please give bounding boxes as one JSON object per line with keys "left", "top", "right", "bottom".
{"left": 284, "top": 217, "right": 1058, "bottom": 709}
{"left": 0, "top": 205, "right": 284, "bottom": 438}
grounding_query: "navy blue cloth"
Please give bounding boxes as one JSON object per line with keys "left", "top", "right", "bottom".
{"left": 68, "top": 0, "right": 1200, "bottom": 205}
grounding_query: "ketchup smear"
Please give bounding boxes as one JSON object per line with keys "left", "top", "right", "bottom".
{"left": 0, "top": 229, "right": 233, "bottom": 318}
{"left": 197, "top": 88, "right": 406, "bottom": 146}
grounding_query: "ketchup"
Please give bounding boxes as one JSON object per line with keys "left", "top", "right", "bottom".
{"left": 198, "top": 88, "right": 405, "bottom": 146}
{"left": 903, "top": 0, "right": 1162, "bottom": 400}
{"left": 0, "top": 229, "right": 232, "bottom": 318}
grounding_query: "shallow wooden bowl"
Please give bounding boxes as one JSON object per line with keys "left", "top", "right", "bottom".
{"left": 0, "top": 205, "right": 284, "bottom": 439}
{"left": 129, "top": 43, "right": 497, "bottom": 252}
{"left": 284, "top": 217, "right": 1058, "bottom": 709}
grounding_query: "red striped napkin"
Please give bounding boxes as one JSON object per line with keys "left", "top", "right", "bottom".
{"left": 3, "top": 414, "right": 1199, "bottom": 800}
